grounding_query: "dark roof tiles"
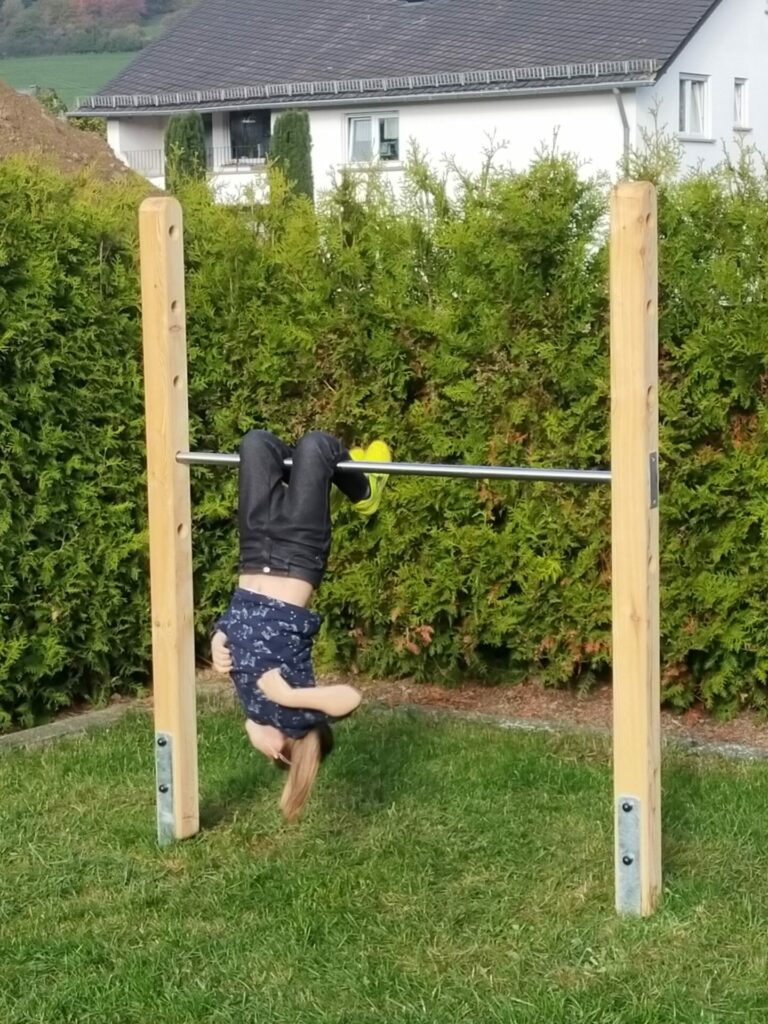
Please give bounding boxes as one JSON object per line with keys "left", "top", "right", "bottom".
{"left": 89, "top": 0, "right": 721, "bottom": 101}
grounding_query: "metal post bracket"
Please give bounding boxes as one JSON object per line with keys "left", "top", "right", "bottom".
{"left": 649, "top": 452, "right": 659, "bottom": 509}
{"left": 155, "top": 731, "right": 175, "bottom": 846}
{"left": 616, "top": 795, "right": 642, "bottom": 913}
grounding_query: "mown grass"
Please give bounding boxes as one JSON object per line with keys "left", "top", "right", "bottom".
{"left": 2, "top": 705, "right": 768, "bottom": 1023}
{"left": 0, "top": 52, "right": 136, "bottom": 108}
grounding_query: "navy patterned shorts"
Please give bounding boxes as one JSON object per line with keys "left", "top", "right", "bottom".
{"left": 216, "top": 589, "right": 336, "bottom": 739}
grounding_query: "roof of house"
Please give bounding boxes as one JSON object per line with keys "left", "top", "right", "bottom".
{"left": 76, "top": 0, "right": 722, "bottom": 114}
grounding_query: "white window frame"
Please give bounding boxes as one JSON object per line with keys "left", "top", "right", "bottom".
{"left": 733, "top": 78, "right": 749, "bottom": 130}
{"left": 678, "top": 74, "right": 710, "bottom": 138}
{"left": 347, "top": 112, "right": 400, "bottom": 164}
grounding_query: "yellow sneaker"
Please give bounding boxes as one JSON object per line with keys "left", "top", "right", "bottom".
{"left": 351, "top": 440, "right": 392, "bottom": 516}
{"left": 332, "top": 447, "right": 366, "bottom": 512}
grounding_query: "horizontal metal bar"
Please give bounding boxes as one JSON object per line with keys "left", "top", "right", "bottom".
{"left": 176, "top": 451, "right": 610, "bottom": 484}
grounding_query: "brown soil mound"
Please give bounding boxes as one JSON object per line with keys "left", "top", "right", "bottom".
{"left": 0, "top": 79, "right": 133, "bottom": 180}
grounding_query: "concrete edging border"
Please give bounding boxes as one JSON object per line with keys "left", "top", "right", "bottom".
{"left": 0, "top": 704, "right": 145, "bottom": 750}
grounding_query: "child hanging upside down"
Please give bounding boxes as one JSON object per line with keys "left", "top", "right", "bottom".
{"left": 211, "top": 429, "right": 391, "bottom": 821}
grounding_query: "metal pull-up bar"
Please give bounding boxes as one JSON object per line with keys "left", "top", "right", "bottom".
{"left": 176, "top": 450, "right": 611, "bottom": 485}
{"left": 139, "top": 184, "right": 660, "bottom": 918}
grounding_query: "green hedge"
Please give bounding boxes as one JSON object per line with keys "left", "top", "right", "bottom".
{"left": 656, "top": 162, "right": 768, "bottom": 710}
{"left": 3, "top": 152, "right": 768, "bottom": 729}
{"left": 164, "top": 113, "right": 207, "bottom": 193}
{"left": 0, "top": 162, "right": 152, "bottom": 728}
{"left": 270, "top": 110, "right": 314, "bottom": 200}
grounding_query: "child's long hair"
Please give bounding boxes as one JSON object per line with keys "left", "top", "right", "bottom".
{"left": 277, "top": 723, "right": 334, "bottom": 821}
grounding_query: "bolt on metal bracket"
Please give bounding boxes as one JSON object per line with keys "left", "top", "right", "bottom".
{"left": 155, "top": 731, "right": 174, "bottom": 847}
{"left": 616, "top": 795, "right": 641, "bottom": 913}
{"left": 649, "top": 452, "right": 659, "bottom": 508}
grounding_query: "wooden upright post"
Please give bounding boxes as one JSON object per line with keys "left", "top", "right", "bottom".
{"left": 139, "top": 197, "right": 199, "bottom": 844}
{"left": 610, "top": 182, "right": 661, "bottom": 915}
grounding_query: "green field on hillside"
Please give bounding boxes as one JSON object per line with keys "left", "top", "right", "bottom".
{"left": 0, "top": 51, "right": 136, "bottom": 108}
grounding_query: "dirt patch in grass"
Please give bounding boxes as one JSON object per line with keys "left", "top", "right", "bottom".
{"left": 197, "top": 669, "right": 768, "bottom": 755}
{"left": 7, "top": 663, "right": 766, "bottom": 754}
{"left": 6, "top": 669, "right": 767, "bottom": 755}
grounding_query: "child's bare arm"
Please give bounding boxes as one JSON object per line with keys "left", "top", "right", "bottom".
{"left": 258, "top": 669, "right": 362, "bottom": 717}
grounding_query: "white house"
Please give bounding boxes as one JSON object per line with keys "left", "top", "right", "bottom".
{"left": 71, "top": 0, "right": 768, "bottom": 200}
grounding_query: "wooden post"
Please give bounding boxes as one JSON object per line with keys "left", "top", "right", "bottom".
{"left": 139, "top": 197, "right": 199, "bottom": 844}
{"left": 610, "top": 181, "right": 661, "bottom": 915}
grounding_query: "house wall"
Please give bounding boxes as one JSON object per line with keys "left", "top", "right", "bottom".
{"left": 108, "top": 116, "right": 169, "bottom": 180}
{"left": 211, "top": 111, "right": 228, "bottom": 149}
{"left": 637, "top": 0, "right": 768, "bottom": 169}
{"left": 105, "top": 90, "right": 635, "bottom": 201}
{"left": 309, "top": 90, "right": 635, "bottom": 196}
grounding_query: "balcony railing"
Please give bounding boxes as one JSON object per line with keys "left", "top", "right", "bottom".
{"left": 209, "top": 145, "right": 270, "bottom": 171}
{"left": 122, "top": 148, "right": 165, "bottom": 177}
{"left": 120, "top": 145, "right": 270, "bottom": 178}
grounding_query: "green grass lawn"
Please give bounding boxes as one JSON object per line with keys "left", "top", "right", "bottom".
{"left": 0, "top": 52, "right": 136, "bottom": 108}
{"left": 2, "top": 705, "right": 768, "bottom": 1023}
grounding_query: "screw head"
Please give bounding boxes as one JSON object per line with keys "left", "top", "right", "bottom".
{"left": 158, "top": 784, "right": 169, "bottom": 794}
{"left": 622, "top": 802, "right": 633, "bottom": 813}
{"left": 622, "top": 855, "right": 633, "bottom": 866}
{"left": 157, "top": 737, "right": 167, "bottom": 747}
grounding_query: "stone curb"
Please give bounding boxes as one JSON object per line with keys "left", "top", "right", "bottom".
{"left": 0, "top": 703, "right": 147, "bottom": 750}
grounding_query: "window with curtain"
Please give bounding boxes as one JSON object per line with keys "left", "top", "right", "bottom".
{"left": 349, "top": 116, "right": 373, "bottom": 162}
{"left": 678, "top": 75, "right": 708, "bottom": 136}
{"left": 348, "top": 113, "right": 400, "bottom": 162}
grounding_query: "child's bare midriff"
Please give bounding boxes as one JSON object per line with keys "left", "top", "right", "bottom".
{"left": 238, "top": 572, "right": 315, "bottom": 610}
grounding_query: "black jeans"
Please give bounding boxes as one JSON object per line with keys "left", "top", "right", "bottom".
{"left": 238, "top": 430, "right": 370, "bottom": 588}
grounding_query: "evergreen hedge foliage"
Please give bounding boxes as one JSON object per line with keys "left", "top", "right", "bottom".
{"left": 269, "top": 110, "right": 314, "bottom": 200}
{"left": 0, "top": 161, "right": 153, "bottom": 728}
{"left": 164, "top": 113, "right": 207, "bottom": 192}
{"left": 3, "top": 150, "right": 768, "bottom": 729}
